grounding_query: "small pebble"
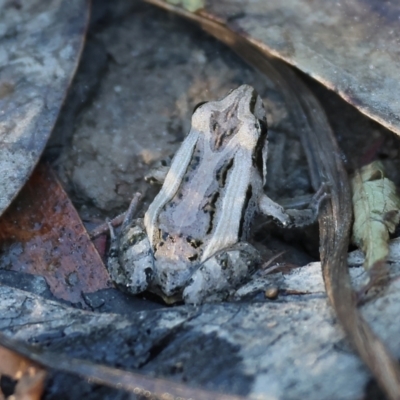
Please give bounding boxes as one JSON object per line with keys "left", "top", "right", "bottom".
{"left": 265, "top": 287, "right": 279, "bottom": 299}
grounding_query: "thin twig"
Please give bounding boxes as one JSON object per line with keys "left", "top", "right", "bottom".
{"left": 89, "top": 193, "right": 142, "bottom": 239}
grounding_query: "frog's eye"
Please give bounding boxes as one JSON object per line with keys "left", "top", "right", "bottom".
{"left": 193, "top": 101, "right": 208, "bottom": 113}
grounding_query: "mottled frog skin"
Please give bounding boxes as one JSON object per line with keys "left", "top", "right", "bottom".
{"left": 107, "top": 85, "right": 321, "bottom": 304}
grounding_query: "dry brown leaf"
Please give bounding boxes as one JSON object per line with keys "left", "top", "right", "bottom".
{"left": 0, "top": 163, "right": 111, "bottom": 305}
{"left": 0, "top": 346, "right": 46, "bottom": 400}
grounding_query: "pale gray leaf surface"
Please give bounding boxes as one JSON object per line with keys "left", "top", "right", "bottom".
{"left": 3, "top": 260, "right": 400, "bottom": 399}
{"left": 192, "top": 0, "right": 400, "bottom": 136}
{"left": 0, "top": 0, "right": 89, "bottom": 216}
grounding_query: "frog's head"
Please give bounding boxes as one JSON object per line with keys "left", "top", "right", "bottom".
{"left": 191, "top": 84, "right": 268, "bottom": 186}
{"left": 191, "top": 84, "right": 267, "bottom": 153}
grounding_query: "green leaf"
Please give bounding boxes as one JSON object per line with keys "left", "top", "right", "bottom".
{"left": 351, "top": 161, "right": 400, "bottom": 272}
{"left": 165, "top": 0, "right": 204, "bottom": 12}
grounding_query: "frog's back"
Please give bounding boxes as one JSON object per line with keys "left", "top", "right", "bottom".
{"left": 143, "top": 84, "right": 267, "bottom": 297}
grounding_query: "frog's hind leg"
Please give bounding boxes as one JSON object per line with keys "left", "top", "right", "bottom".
{"left": 107, "top": 217, "right": 154, "bottom": 295}
{"left": 182, "top": 242, "right": 261, "bottom": 305}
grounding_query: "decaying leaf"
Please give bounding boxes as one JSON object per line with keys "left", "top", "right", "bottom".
{"left": 146, "top": 0, "right": 400, "bottom": 138}
{"left": 0, "top": 0, "right": 89, "bottom": 217}
{"left": 0, "top": 163, "right": 111, "bottom": 306}
{"left": 351, "top": 161, "right": 400, "bottom": 272}
{"left": 0, "top": 346, "right": 46, "bottom": 400}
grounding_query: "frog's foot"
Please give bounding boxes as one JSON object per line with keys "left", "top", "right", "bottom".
{"left": 107, "top": 219, "right": 154, "bottom": 294}
{"left": 182, "top": 242, "right": 261, "bottom": 305}
{"left": 284, "top": 182, "right": 330, "bottom": 227}
{"left": 259, "top": 182, "right": 330, "bottom": 228}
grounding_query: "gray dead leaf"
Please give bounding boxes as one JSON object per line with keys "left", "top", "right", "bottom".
{"left": 149, "top": 0, "right": 400, "bottom": 137}
{"left": 3, "top": 261, "right": 400, "bottom": 399}
{"left": 0, "top": 0, "right": 89, "bottom": 217}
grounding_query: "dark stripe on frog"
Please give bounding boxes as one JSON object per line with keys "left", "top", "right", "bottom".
{"left": 215, "top": 157, "right": 234, "bottom": 187}
{"left": 252, "top": 119, "right": 268, "bottom": 173}
{"left": 204, "top": 155, "right": 235, "bottom": 234}
{"left": 204, "top": 191, "right": 220, "bottom": 235}
{"left": 238, "top": 184, "right": 253, "bottom": 240}
{"left": 248, "top": 88, "right": 258, "bottom": 114}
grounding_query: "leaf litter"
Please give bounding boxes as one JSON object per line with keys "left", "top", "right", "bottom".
{"left": 0, "top": 163, "right": 111, "bottom": 306}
